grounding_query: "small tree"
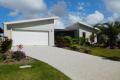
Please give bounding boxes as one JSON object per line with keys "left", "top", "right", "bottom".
{"left": 0, "top": 37, "right": 12, "bottom": 53}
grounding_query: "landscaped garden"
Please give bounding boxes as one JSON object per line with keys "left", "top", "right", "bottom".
{"left": 0, "top": 37, "right": 70, "bottom": 80}
{"left": 55, "top": 21, "right": 120, "bottom": 61}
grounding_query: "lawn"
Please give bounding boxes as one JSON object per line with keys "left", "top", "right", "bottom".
{"left": 89, "top": 47, "right": 120, "bottom": 61}
{"left": 0, "top": 60, "right": 70, "bottom": 80}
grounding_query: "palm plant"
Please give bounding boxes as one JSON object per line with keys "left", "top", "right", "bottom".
{"left": 94, "top": 24, "right": 108, "bottom": 47}
{"left": 105, "top": 22, "right": 118, "bottom": 48}
{"left": 94, "top": 21, "right": 120, "bottom": 49}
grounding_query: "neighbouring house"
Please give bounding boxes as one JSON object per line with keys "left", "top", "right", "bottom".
{"left": 67, "top": 22, "right": 98, "bottom": 43}
{"left": 55, "top": 22, "right": 98, "bottom": 43}
{"left": 4, "top": 17, "right": 58, "bottom": 46}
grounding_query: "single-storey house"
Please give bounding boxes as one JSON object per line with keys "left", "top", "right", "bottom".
{"left": 55, "top": 22, "right": 97, "bottom": 43}
{"left": 4, "top": 17, "right": 58, "bottom": 46}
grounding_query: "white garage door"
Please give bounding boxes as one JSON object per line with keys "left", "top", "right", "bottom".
{"left": 12, "top": 31, "right": 49, "bottom": 46}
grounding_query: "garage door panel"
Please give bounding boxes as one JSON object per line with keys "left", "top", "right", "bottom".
{"left": 12, "top": 31, "right": 48, "bottom": 45}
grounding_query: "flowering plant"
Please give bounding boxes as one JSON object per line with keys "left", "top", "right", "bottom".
{"left": 16, "top": 44, "right": 23, "bottom": 51}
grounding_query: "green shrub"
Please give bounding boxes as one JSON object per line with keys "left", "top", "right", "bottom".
{"left": 55, "top": 36, "right": 68, "bottom": 47}
{"left": 72, "top": 38, "right": 79, "bottom": 45}
{"left": 12, "top": 51, "right": 26, "bottom": 61}
{"left": 63, "top": 36, "right": 72, "bottom": 46}
{"left": 0, "top": 53, "right": 5, "bottom": 61}
{"left": 0, "top": 51, "right": 13, "bottom": 62}
{"left": 0, "top": 38, "right": 12, "bottom": 53}
{"left": 56, "top": 36, "right": 73, "bottom": 47}
{"left": 85, "top": 41, "right": 91, "bottom": 46}
{"left": 70, "top": 44, "right": 80, "bottom": 51}
{"left": 79, "top": 37, "right": 86, "bottom": 45}
{"left": 64, "top": 37, "right": 81, "bottom": 47}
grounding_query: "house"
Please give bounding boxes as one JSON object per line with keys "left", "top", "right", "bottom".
{"left": 4, "top": 17, "right": 97, "bottom": 46}
{"left": 67, "top": 22, "right": 98, "bottom": 43}
{"left": 4, "top": 17, "right": 58, "bottom": 46}
{"left": 55, "top": 22, "right": 97, "bottom": 43}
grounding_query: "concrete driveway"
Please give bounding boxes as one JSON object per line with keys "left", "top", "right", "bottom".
{"left": 14, "top": 46, "right": 120, "bottom": 80}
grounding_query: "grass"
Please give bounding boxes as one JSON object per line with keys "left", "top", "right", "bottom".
{"left": 0, "top": 60, "right": 70, "bottom": 80}
{"left": 89, "top": 47, "right": 120, "bottom": 61}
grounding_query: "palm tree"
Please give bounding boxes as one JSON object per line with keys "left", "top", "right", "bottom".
{"left": 94, "top": 23, "right": 108, "bottom": 47}
{"left": 114, "top": 21, "right": 120, "bottom": 48}
{"left": 94, "top": 21, "right": 120, "bottom": 49}
{"left": 105, "top": 22, "right": 118, "bottom": 48}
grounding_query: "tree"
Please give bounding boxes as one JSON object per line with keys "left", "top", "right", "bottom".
{"left": 94, "top": 22, "right": 120, "bottom": 49}
{"left": 94, "top": 24, "right": 108, "bottom": 47}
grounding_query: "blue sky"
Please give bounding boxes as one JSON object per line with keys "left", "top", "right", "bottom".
{"left": 0, "top": 0, "right": 120, "bottom": 29}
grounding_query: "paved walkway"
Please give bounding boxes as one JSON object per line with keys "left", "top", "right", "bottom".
{"left": 13, "top": 46, "right": 120, "bottom": 80}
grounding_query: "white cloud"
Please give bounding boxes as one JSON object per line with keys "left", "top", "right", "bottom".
{"left": 104, "top": 0, "right": 120, "bottom": 14}
{"left": 0, "top": 0, "right": 67, "bottom": 29}
{"left": 86, "top": 11, "right": 104, "bottom": 25}
{"left": 104, "top": 0, "right": 120, "bottom": 21}
{"left": 51, "top": 1, "right": 68, "bottom": 17}
{"left": 8, "top": 11, "right": 18, "bottom": 17}
{"left": 0, "top": 0, "right": 48, "bottom": 18}
{"left": 49, "top": 0, "right": 68, "bottom": 29}
{"left": 69, "top": 14, "right": 82, "bottom": 23}
{"left": 108, "top": 13, "right": 120, "bottom": 21}
{"left": 55, "top": 18, "right": 65, "bottom": 29}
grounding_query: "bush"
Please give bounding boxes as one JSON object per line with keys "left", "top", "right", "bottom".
{"left": 0, "top": 53, "right": 5, "bottom": 61}
{"left": 12, "top": 51, "right": 26, "bottom": 61}
{"left": 79, "top": 37, "right": 86, "bottom": 45}
{"left": 63, "top": 36, "right": 72, "bottom": 47}
{"left": 55, "top": 37, "right": 67, "bottom": 47}
{"left": 55, "top": 36, "right": 73, "bottom": 47}
{"left": 16, "top": 45, "right": 23, "bottom": 51}
{"left": 70, "top": 44, "right": 80, "bottom": 51}
{"left": 0, "top": 38, "right": 12, "bottom": 53}
{"left": 85, "top": 41, "right": 91, "bottom": 46}
{"left": 72, "top": 38, "right": 79, "bottom": 45}
{"left": 56, "top": 36, "right": 81, "bottom": 48}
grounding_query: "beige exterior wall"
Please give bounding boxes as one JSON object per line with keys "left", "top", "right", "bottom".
{"left": 78, "top": 28, "right": 97, "bottom": 43}
{"left": 79, "top": 28, "right": 92, "bottom": 39}
{"left": 4, "top": 19, "right": 55, "bottom": 46}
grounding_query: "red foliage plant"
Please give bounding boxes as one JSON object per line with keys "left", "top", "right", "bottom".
{"left": 16, "top": 44, "right": 23, "bottom": 51}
